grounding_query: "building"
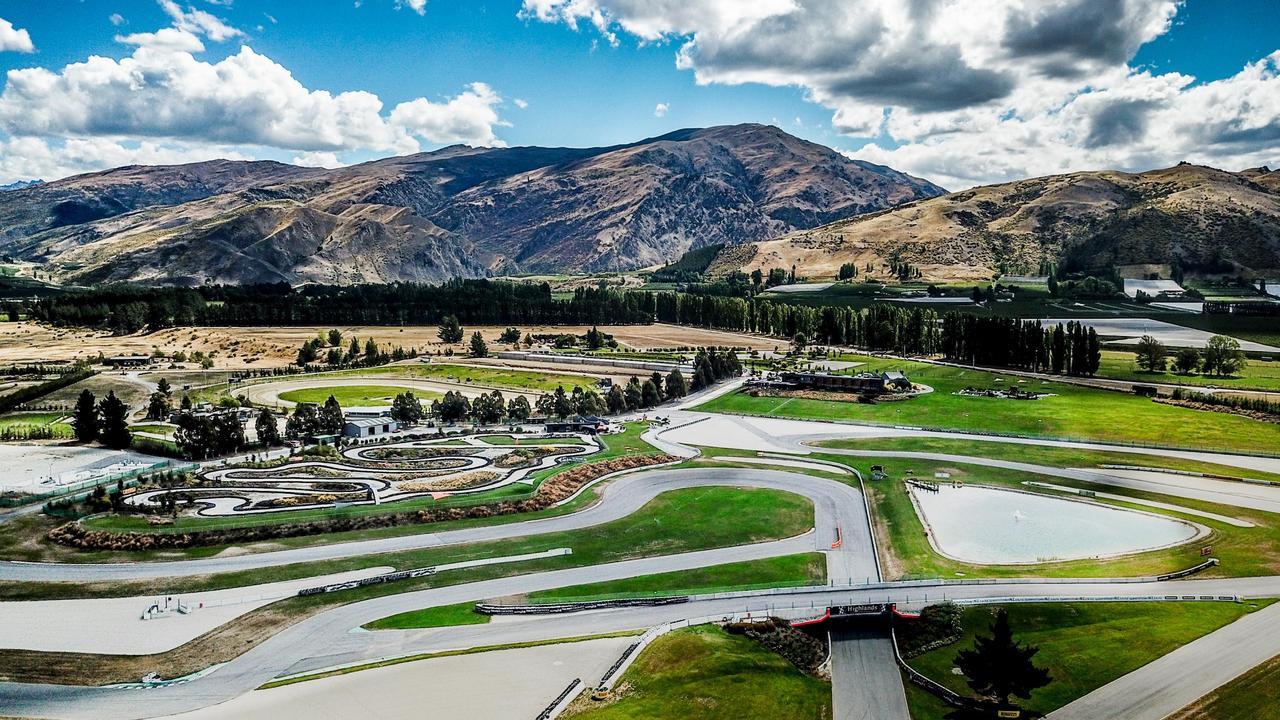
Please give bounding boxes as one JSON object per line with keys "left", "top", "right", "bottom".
{"left": 103, "top": 355, "right": 153, "bottom": 368}
{"left": 544, "top": 415, "right": 610, "bottom": 435}
{"left": 342, "top": 417, "right": 400, "bottom": 438}
{"left": 774, "top": 370, "right": 911, "bottom": 394}
{"left": 344, "top": 406, "right": 393, "bottom": 419}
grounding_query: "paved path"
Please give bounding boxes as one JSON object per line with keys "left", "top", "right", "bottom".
{"left": 830, "top": 628, "right": 910, "bottom": 720}
{"left": 1047, "top": 601, "right": 1280, "bottom": 720}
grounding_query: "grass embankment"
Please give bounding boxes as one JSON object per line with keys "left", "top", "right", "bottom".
{"left": 0, "top": 411, "right": 71, "bottom": 436}
{"left": 277, "top": 385, "right": 442, "bottom": 407}
{"left": 1169, "top": 650, "right": 1280, "bottom": 719}
{"left": 698, "top": 354, "right": 1280, "bottom": 453}
{"left": 0, "top": 486, "right": 814, "bottom": 685}
{"left": 905, "top": 601, "right": 1269, "bottom": 720}
{"left": 1095, "top": 350, "right": 1280, "bottom": 392}
{"left": 561, "top": 625, "right": 831, "bottom": 720}
{"left": 368, "top": 553, "right": 826, "bottom": 629}
{"left": 804, "top": 448, "right": 1280, "bottom": 580}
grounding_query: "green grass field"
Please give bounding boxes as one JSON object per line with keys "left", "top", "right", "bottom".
{"left": 330, "top": 363, "right": 599, "bottom": 392}
{"left": 368, "top": 553, "right": 825, "bottom": 629}
{"left": 562, "top": 625, "right": 831, "bottom": 720}
{"left": 127, "top": 422, "right": 177, "bottom": 438}
{"left": 277, "top": 384, "right": 441, "bottom": 407}
{"left": 699, "top": 354, "right": 1280, "bottom": 453}
{"left": 0, "top": 411, "right": 69, "bottom": 432}
{"left": 1169, "top": 649, "right": 1280, "bottom": 719}
{"left": 1096, "top": 350, "right": 1280, "bottom": 391}
{"left": 363, "top": 601, "right": 490, "bottom": 630}
{"left": 907, "top": 602, "right": 1265, "bottom": 719}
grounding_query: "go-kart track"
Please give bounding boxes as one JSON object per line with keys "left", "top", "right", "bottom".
{"left": 5, "top": 402, "right": 1280, "bottom": 720}
{"left": 124, "top": 434, "right": 597, "bottom": 517}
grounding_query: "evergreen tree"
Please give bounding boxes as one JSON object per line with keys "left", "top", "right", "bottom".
{"left": 256, "top": 408, "right": 281, "bottom": 446}
{"left": 506, "top": 395, "right": 531, "bottom": 422}
{"left": 954, "top": 610, "right": 1051, "bottom": 709}
{"left": 156, "top": 378, "right": 172, "bottom": 396}
{"left": 641, "top": 379, "right": 661, "bottom": 408}
{"left": 390, "top": 392, "right": 425, "bottom": 424}
{"left": 552, "top": 385, "right": 574, "bottom": 418}
{"left": 469, "top": 331, "right": 489, "bottom": 358}
{"left": 575, "top": 387, "right": 606, "bottom": 416}
{"left": 146, "top": 390, "right": 171, "bottom": 420}
{"left": 180, "top": 394, "right": 193, "bottom": 411}
{"left": 624, "top": 377, "right": 643, "bottom": 410}
{"left": 97, "top": 391, "right": 132, "bottom": 450}
{"left": 71, "top": 389, "right": 99, "bottom": 443}
{"left": 499, "top": 327, "right": 521, "bottom": 344}
{"left": 649, "top": 371, "right": 666, "bottom": 402}
{"left": 438, "top": 314, "right": 464, "bottom": 343}
{"left": 319, "top": 395, "right": 344, "bottom": 435}
{"left": 606, "top": 384, "right": 627, "bottom": 414}
{"left": 327, "top": 328, "right": 343, "bottom": 346}
{"left": 286, "top": 403, "right": 320, "bottom": 439}
{"left": 665, "top": 369, "right": 688, "bottom": 399}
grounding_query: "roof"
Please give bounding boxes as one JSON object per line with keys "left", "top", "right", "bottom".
{"left": 344, "top": 417, "right": 395, "bottom": 429}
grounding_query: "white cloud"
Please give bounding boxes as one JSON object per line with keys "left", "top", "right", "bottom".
{"left": 514, "top": 98, "right": 529, "bottom": 109}
{"left": 653, "top": 102, "right": 668, "bottom": 117}
{"left": 390, "top": 82, "right": 509, "bottom": 147}
{"left": 290, "top": 151, "right": 345, "bottom": 168}
{"left": 0, "top": 40, "right": 511, "bottom": 181}
{"left": 158, "top": 0, "right": 243, "bottom": 42}
{"left": 0, "top": 17, "right": 35, "bottom": 53}
{"left": 109, "top": 13, "right": 127, "bottom": 27}
{"left": 397, "top": 0, "right": 428, "bottom": 14}
{"left": 0, "top": 136, "right": 251, "bottom": 184}
{"left": 115, "top": 28, "right": 206, "bottom": 53}
{"left": 522, "top": 0, "right": 1280, "bottom": 188}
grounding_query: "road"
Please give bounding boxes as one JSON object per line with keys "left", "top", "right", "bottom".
{"left": 0, "top": 467, "right": 874, "bottom": 582}
{"left": 830, "top": 628, "right": 910, "bottom": 720}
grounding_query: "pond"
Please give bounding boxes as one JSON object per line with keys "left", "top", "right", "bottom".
{"left": 909, "top": 484, "right": 1201, "bottom": 565}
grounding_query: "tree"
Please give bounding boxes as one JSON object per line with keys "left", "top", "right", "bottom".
{"left": 499, "top": 327, "right": 521, "bottom": 344}
{"left": 256, "top": 408, "right": 281, "bottom": 446}
{"left": 469, "top": 331, "right": 489, "bottom": 358}
{"left": 641, "top": 379, "right": 661, "bottom": 408}
{"left": 585, "top": 326, "right": 606, "bottom": 350}
{"left": 535, "top": 392, "right": 555, "bottom": 419}
{"left": 319, "top": 395, "right": 344, "bottom": 435}
{"left": 552, "top": 385, "right": 574, "bottom": 419}
{"left": 390, "top": 392, "right": 425, "bottom": 425}
{"left": 180, "top": 394, "right": 193, "bottom": 411}
{"left": 71, "top": 389, "right": 99, "bottom": 443}
{"left": 285, "top": 403, "right": 320, "bottom": 439}
{"left": 296, "top": 338, "right": 319, "bottom": 365}
{"left": 750, "top": 268, "right": 764, "bottom": 289}
{"left": 665, "top": 369, "right": 688, "bottom": 399}
{"left": 506, "top": 395, "right": 531, "bottom": 422}
{"left": 348, "top": 336, "right": 360, "bottom": 360}
{"left": 434, "top": 391, "right": 471, "bottom": 423}
{"left": 606, "top": 384, "right": 627, "bottom": 414}
{"left": 327, "top": 328, "right": 343, "bottom": 347}
{"left": 955, "top": 610, "right": 1051, "bottom": 710}
{"left": 1134, "top": 335, "right": 1167, "bottom": 373}
{"left": 326, "top": 347, "right": 343, "bottom": 366}
{"left": 438, "top": 314, "right": 464, "bottom": 344}
{"left": 364, "top": 338, "right": 379, "bottom": 360}
{"left": 838, "top": 262, "right": 858, "bottom": 281}
{"left": 177, "top": 411, "right": 245, "bottom": 460}
{"left": 1174, "top": 347, "right": 1201, "bottom": 375}
{"left": 1202, "top": 335, "right": 1246, "bottom": 377}
{"left": 575, "top": 387, "right": 606, "bottom": 416}
{"left": 791, "top": 332, "right": 808, "bottom": 353}
{"left": 97, "top": 391, "right": 132, "bottom": 450}
{"left": 624, "top": 377, "right": 643, "bottom": 410}
{"left": 146, "top": 390, "right": 171, "bottom": 421}
{"left": 156, "top": 378, "right": 172, "bottom": 396}
{"left": 473, "top": 390, "right": 506, "bottom": 424}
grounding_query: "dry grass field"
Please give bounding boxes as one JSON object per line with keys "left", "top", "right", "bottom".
{"left": 0, "top": 323, "right": 777, "bottom": 368}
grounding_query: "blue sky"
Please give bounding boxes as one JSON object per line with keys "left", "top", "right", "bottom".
{"left": 0, "top": 1, "right": 1277, "bottom": 188}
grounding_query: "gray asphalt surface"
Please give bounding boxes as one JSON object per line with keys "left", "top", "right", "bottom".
{"left": 830, "top": 629, "right": 911, "bottom": 720}
{"left": 0, "top": 467, "right": 871, "bottom": 582}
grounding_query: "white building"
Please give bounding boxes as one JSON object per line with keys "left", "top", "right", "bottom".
{"left": 342, "top": 417, "right": 399, "bottom": 438}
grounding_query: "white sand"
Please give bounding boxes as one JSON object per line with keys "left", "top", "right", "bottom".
{"left": 1, "top": 567, "right": 392, "bottom": 655}
{"left": 164, "top": 636, "right": 636, "bottom": 720}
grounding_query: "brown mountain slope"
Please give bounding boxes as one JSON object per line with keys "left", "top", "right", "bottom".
{"left": 708, "top": 163, "right": 1280, "bottom": 283}
{"left": 0, "top": 124, "right": 943, "bottom": 285}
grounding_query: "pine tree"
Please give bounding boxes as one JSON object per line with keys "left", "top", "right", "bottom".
{"left": 469, "top": 331, "right": 489, "bottom": 358}
{"left": 319, "top": 395, "right": 344, "bottom": 434}
{"left": 256, "top": 408, "right": 282, "bottom": 446}
{"left": 72, "top": 389, "right": 99, "bottom": 443}
{"left": 97, "top": 391, "right": 132, "bottom": 450}
{"left": 954, "top": 610, "right": 1050, "bottom": 709}
{"left": 664, "top": 369, "right": 688, "bottom": 399}
{"left": 438, "top": 315, "right": 464, "bottom": 344}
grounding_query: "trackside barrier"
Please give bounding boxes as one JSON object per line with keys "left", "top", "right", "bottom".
{"left": 535, "top": 678, "right": 581, "bottom": 720}
{"left": 297, "top": 567, "right": 437, "bottom": 596}
{"left": 1100, "top": 464, "right": 1279, "bottom": 487}
{"left": 1156, "top": 558, "right": 1218, "bottom": 581}
{"left": 475, "top": 596, "right": 689, "bottom": 616}
{"left": 950, "top": 594, "right": 1240, "bottom": 606}
{"left": 890, "top": 626, "right": 973, "bottom": 710}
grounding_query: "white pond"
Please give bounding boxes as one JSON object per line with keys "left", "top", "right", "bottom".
{"left": 909, "top": 484, "right": 1200, "bottom": 565}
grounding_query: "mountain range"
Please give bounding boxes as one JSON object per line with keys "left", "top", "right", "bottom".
{"left": 0, "top": 124, "right": 943, "bottom": 286}
{"left": 707, "top": 163, "right": 1280, "bottom": 283}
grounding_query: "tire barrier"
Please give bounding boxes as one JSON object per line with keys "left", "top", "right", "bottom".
{"left": 296, "top": 567, "right": 437, "bottom": 596}
{"left": 597, "top": 644, "right": 640, "bottom": 688}
{"left": 1156, "top": 557, "right": 1218, "bottom": 581}
{"left": 535, "top": 678, "right": 582, "bottom": 720}
{"left": 474, "top": 596, "right": 689, "bottom": 616}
